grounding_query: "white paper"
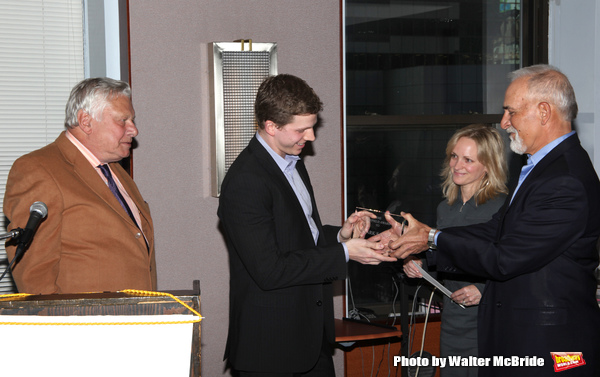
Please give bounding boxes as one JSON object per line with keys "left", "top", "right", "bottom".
{"left": 0, "top": 314, "right": 199, "bottom": 377}
{"left": 412, "top": 261, "right": 465, "bottom": 309}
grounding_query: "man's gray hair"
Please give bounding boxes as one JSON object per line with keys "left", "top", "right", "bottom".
{"left": 509, "top": 64, "right": 578, "bottom": 122}
{"left": 64, "top": 77, "right": 131, "bottom": 129}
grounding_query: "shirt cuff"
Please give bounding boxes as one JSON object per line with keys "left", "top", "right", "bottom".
{"left": 342, "top": 243, "right": 349, "bottom": 262}
{"left": 434, "top": 230, "right": 441, "bottom": 245}
{"left": 337, "top": 230, "right": 350, "bottom": 262}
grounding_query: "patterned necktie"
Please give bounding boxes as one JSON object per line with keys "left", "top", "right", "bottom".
{"left": 98, "top": 164, "right": 138, "bottom": 227}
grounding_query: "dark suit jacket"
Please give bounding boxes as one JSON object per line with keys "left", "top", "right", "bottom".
{"left": 4, "top": 132, "right": 156, "bottom": 294}
{"left": 436, "top": 134, "right": 600, "bottom": 377}
{"left": 218, "top": 136, "right": 347, "bottom": 373}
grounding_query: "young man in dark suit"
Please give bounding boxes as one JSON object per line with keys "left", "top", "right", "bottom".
{"left": 218, "top": 74, "right": 395, "bottom": 377}
{"left": 379, "top": 65, "right": 600, "bottom": 377}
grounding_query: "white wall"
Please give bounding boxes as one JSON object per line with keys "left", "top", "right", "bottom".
{"left": 127, "top": 2, "right": 344, "bottom": 376}
{"left": 549, "top": 0, "right": 600, "bottom": 171}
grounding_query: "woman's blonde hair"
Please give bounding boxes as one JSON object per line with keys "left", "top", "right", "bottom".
{"left": 440, "top": 124, "right": 508, "bottom": 205}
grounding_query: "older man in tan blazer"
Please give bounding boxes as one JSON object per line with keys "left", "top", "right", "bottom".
{"left": 3, "top": 77, "right": 156, "bottom": 294}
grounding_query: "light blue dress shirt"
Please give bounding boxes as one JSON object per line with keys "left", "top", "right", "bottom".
{"left": 510, "top": 131, "right": 576, "bottom": 203}
{"left": 256, "top": 133, "right": 319, "bottom": 244}
{"left": 256, "top": 132, "right": 350, "bottom": 260}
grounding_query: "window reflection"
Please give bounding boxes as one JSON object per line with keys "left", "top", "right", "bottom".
{"left": 346, "top": 0, "right": 520, "bottom": 116}
{"left": 345, "top": 0, "right": 521, "bottom": 319}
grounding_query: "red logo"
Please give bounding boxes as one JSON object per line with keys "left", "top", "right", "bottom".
{"left": 550, "top": 352, "right": 586, "bottom": 372}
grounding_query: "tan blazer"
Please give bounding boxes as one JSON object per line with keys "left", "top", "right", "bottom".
{"left": 3, "top": 132, "right": 157, "bottom": 294}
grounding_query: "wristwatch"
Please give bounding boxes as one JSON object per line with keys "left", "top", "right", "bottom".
{"left": 427, "top": 228, "right": 438, "bottom": 250}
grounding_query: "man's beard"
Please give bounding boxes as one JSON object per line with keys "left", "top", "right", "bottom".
{"left": 506, "top": 126, "right": 527, "bottom": 155}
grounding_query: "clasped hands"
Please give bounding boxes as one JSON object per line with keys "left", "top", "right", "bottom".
{"left": 340, "top": 210, "right": 431, "bottom": 264}
{"left": 367, "top": 211, "right": 433, "bottom": 259}
{"left": 347, "top": 211, "right": 478, "bottom": 307}
{"left": 339, "top": 210, "right": 396, "bottom": 265}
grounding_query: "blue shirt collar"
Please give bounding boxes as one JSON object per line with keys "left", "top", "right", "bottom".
{"left": 256, "top": 132, "right": 300, "bottom": 173}
{"left": 528, "top": 131, "right": 575, "bottom": 166}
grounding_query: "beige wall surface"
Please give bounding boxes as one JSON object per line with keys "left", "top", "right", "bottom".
{"left": 128, "top": 1, "right": 344, "bottom": 375}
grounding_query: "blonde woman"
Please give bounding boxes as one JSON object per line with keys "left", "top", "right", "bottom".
{"left": 404, "top": 124, "right": 508, "bottom": 377}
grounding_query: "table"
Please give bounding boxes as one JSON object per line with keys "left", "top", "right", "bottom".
{"left": 335, "top": 317, "right": 402, "bottom": 347}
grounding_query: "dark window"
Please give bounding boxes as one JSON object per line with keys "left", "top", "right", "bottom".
{"left": 344, "top": 0, "right": 547, "bottom": 319}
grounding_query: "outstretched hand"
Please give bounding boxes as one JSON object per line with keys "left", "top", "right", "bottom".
{"left": 389, "top": 212, "right": 432, "bottom": 259}
{"left": 367, "top": 211, "right": 404, "bottom": 254}
{"left": 339, "top": 210, "right": 376, "bottom": 242}
{"left": 346, "top": 238, "right": 397, "bottom": 265}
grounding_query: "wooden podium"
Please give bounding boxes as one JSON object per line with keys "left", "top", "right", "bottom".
{"left": 0, "top": 281, "right": 201, "bottom": 377}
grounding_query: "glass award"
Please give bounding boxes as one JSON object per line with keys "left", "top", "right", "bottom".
{"left": 355, "top": 207, "right": 405, "bottom": 238}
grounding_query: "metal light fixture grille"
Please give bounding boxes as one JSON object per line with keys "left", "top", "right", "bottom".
{"left": 222, "top": 52, "right": 270, "bottom": 169}
{"left": 210, "top": 41, "right": 277, "bottom": 197}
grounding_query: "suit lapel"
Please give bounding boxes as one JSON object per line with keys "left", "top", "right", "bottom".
{"left": 497, "top": 134, "right": 579, "bottom": 238}
{"left": 111, "top": 162, "right": 151, "bottom": 221}
{"left": 296, "top": 160, "right": 329, "bottom": 247}
{"left": 250, "top": 136, "right": 302, "bottom": 204}
{"left": 249, "top": 136, "right": 320, "bottom": 237}
{"left": 111, "top": 163, "right": 153, "bottom": 224}
{"left": 509, "top": 134, "right": 579, "bottom": 207}
{"left": 56, "top": 132, "right": 141, "bottom": 228}
{"left": 111, "top": 162, "right": 154, "bottom": 251}
{"left": 295, "top": 159, "right": 324, "bottom": 231}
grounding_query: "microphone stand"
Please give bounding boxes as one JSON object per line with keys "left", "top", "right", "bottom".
{"left": 0, "top": 228, "right": 23, "bottom": 283}
{"left": 0, "top": 228, "right": 23, "bottom": 241}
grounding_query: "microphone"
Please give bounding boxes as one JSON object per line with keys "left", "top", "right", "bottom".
{"left": 14, "top": 201, "right": 48, "bottom": 260}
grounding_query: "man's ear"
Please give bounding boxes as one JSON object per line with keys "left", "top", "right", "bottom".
{"left": 264, "top": 120, "right": 278, "bottom": 136}
{"left": 538, "top": 102, "right": 551, "bottom": 126}
{"left": 77, "top": 109, "right": 93, "bottom": 135}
